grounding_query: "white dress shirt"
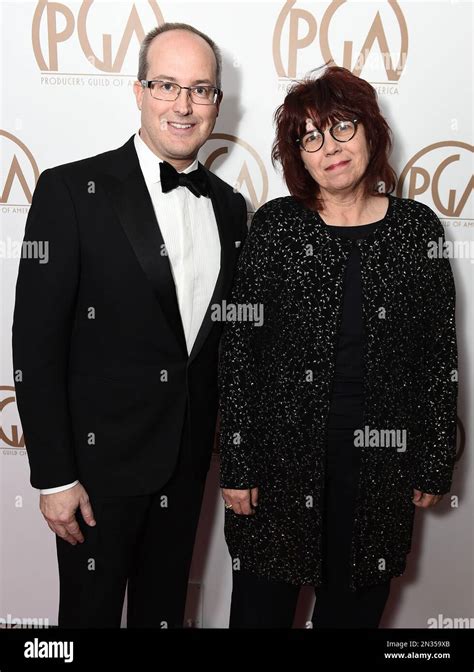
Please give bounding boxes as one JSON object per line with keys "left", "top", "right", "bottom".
{"left": 41, "top": 132, "right": 221, "bottom": 495}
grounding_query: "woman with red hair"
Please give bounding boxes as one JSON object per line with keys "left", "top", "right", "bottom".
{"left": 219, "top": 66, "right": 458, "bottom": 628}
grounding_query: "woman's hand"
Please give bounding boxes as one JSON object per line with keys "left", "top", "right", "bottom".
{"left": 412, "top": 488, "right": 443, "bottom": 508}
{"left": 222, "top": 487, "right": 259, "bottom": 515}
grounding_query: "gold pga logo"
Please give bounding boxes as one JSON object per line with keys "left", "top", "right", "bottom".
{"left": 273, "top": 0, "right": 408, "bottom": 91}
{"left": 397, "top": 141, "right": 473, "bottom": 222}
{"left": 202, "top": 134, "right": 269, "bottom": 214}
{"left": 0, "top": 386, "right": 25, "bottom": 451}
{"left": 1, "top": 131, "right": 39, "bottom": 211}
{"left": 32, "top": 0, "right": 164, "bottom": 76}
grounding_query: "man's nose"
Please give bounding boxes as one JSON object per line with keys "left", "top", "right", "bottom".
{"left": 172, "top": 87, "right": 193, "bottom": 115}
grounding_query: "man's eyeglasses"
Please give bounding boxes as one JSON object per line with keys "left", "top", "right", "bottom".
{"left": 140, "top": 80, "right": 221, "bottom": 105}
{"left": 297, "top": 119, "right": 359, "bottom": 152}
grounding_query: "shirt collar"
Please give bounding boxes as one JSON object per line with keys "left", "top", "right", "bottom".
{"left": 134, "top": 131, "right": 199, "bottom": 184}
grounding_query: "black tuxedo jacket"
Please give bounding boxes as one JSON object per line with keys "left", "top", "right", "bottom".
{"left": 12, "top": 136, "right": 247, "bottom": 496}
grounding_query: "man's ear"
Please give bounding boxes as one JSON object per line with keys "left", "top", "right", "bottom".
{"left": 133, "top": 80, "right": 144, "bottom": 110}
{"left": 215, "top": 91, "right": 223, "bottom": 117}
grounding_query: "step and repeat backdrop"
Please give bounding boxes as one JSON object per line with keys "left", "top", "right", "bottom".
{"left": 1, "top": 0, "right": 472, "bottom": 628}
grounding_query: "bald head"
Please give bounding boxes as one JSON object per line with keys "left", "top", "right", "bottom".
{"left": 138, "top": 22, "right": 222, "bottom": 88}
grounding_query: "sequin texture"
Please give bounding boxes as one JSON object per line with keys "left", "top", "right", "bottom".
{"left": 219, "top": 194, "right": 457, "bottom": 589}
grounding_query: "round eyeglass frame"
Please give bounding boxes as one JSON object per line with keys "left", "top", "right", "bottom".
{"left": 297, "top": 118, "right": 359, "bottom": 153}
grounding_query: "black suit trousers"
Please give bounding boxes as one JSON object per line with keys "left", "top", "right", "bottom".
{"left": 56, "top": 428, "right": 206, "bottom": 628}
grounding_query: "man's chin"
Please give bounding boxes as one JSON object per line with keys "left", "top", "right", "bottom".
{"left": 162, "top": 134, "right": 211, "bottom": 157}
{"left": 164, "top": 145, "right": 201, "bottom": 162}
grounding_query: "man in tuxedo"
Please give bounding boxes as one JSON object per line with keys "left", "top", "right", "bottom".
{"left": 12, "top": 22, "right": 247, "bottom": 628}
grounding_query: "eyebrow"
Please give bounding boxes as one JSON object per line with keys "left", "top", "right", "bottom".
{"left": 149, "top": 75, "right": 215, "bottom": 86}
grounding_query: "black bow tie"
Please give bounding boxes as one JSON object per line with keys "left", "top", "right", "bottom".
{"left": 159, "top": 160, "right": 210, "bottom": 198}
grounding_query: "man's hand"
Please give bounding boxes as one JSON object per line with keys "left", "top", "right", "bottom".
{"left": 222, "top": 487, "right": 259, "bottom": 515}
{"left": 40, "top": 483, "right": 96, "bottom": 545}
{"left": 412, "top": 488, "right": 443, "bottom": 508}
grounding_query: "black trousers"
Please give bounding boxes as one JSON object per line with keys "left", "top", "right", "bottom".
{"left": 230, "top": 419, "right": 391, "bottom": 629}
{"left": 56, "top": 431, "right": 206, "bottom": 628}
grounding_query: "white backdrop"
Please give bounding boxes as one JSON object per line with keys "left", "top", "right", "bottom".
{"left": 0, "top": 0, "right": 472, "bottom": 629}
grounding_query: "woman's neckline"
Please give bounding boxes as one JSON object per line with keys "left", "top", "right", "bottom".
{"left": 327, "top": 219, "right": 383, "bottom": 231}
{"left": 304, "top": 194, "right": 394, "bottom": 243}
{"left": 317, "top": 195, "right": 391, "bottom": 228}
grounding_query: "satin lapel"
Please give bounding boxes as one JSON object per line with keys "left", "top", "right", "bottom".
{"left": 101, "top": 140, "right": 186, "bottom": 353}
{"left": 188, "top": 169, "right": 235, "bottom": 363}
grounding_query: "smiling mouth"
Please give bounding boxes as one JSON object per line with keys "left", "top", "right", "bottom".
{"left": 326, "top": 160, "right": 350, "bottom": 171}
{"left": 167, "top": 121, "right": 195, "bottom": 130}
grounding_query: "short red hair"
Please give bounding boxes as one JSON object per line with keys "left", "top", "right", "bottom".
{"left": 272, "top": 66, "right": 397, "bottom": 211}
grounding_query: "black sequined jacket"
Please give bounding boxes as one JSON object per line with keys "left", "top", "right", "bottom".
{"left": 219, "top": 194, "right": 457, "bottom": 589}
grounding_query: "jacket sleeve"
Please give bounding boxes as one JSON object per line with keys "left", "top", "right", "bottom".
{"left": 219, "top": 205, "right": 274, "bottom": 489}
{"left": 12, "top": 168, "right": 80, "bottom": 489}
{"left": 413, "top": 212, "right": 458, "bottom": 495}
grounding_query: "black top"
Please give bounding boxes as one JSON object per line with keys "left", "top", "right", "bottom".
{"left": 325, "top": 219, "right": 382, "bottom": 428}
